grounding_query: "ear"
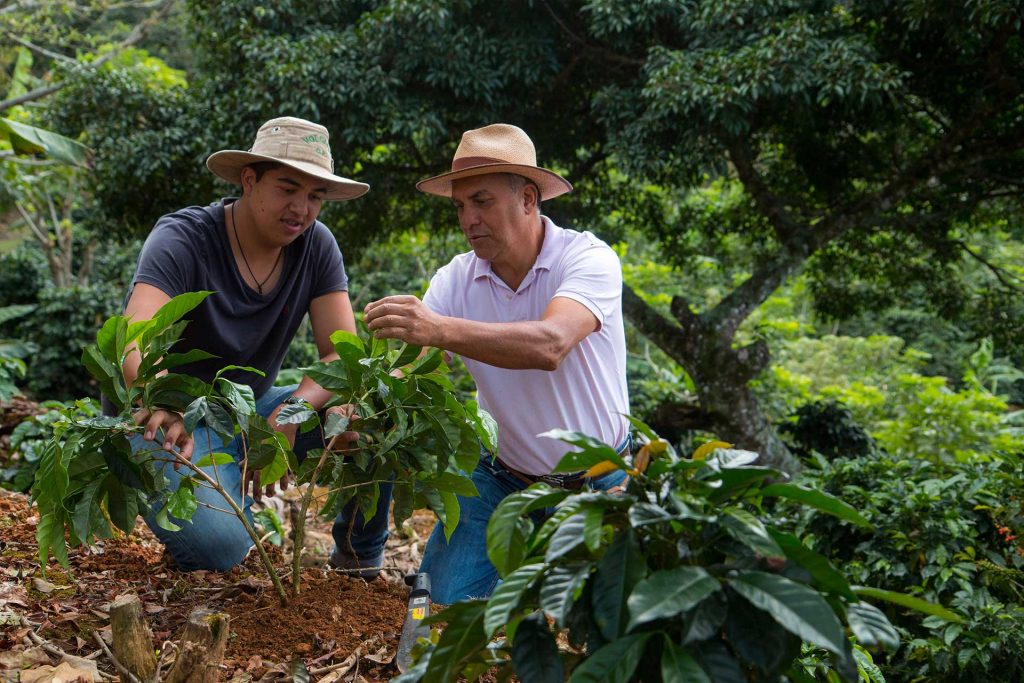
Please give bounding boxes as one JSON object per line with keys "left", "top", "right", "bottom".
{"left": 522, "top": 182, "right": 539, "bottom": 214}
{"left": 239, "top": 166, "right": 257, "bottom": 196}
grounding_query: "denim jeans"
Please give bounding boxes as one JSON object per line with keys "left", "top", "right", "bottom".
{"left": 133, "top": 384, "right": 390, "bottom": 572}
{"left": 419, "top": 451, "right": 629, "bottom": 604}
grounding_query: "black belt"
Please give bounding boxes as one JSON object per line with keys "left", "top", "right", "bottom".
{"left": 496, "top": 457, "right": 589, "bottom": 490}
{"left": 495, "top": 434, "right": 633, "bottom": 490}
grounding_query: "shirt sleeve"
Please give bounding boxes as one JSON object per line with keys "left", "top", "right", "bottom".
{"left": 132, "top": 219, "right": 198, "bottom": 297}
{"left": 553, "top": 236, "right": 623, "bottom": 329}
{"left": 423, "top": 263, "right": 455, "bottom": 317}
{"left": 310, "top": 223, "right": 349, "bottom": 298}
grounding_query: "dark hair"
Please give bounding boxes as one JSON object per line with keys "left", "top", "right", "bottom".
{"left": 246, "top": 161, "right": 284, "bottom": 182}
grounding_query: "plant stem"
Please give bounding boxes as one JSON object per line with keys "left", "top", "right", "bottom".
{"left": 290, "top": 435, "right": 339, "bottom": 598}
{"left": 172, "top": 453, "right": 289, "bottom": 604}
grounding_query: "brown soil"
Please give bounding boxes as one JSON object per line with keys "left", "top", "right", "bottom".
{"left": 0, "top": 484, "right": 440, "bottom": 682}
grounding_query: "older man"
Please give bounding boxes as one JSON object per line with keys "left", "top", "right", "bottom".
{"left": 358, "top": 123, "right": 630, "bottom": 603}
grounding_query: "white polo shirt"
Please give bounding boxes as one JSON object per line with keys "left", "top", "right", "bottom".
{"left": 423, "top": 217, "right": 629, "bottom": 475}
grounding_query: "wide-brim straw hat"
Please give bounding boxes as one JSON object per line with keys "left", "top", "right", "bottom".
{"left": 206, "top": 116, "right": 369, "bottom": 201}
{"left": 416, "top": 123, "right": 572, "bottom": 200}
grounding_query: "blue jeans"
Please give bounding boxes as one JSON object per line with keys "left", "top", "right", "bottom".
{"left": 419, "top": 453, "right": 629, "bottom": 604}
{"left": 134, "top": 384, "right": 390, "bottom": 572}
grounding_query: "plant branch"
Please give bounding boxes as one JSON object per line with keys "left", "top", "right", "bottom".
{"left": 5, "top": 31, "right": 77, "bottom": 63}
{"left": 728, "top": 139, "right": 799, "bottom": 243}
{"left": 954, "top": 239, "right": 1024, "bottom": 291}
{"left": 0, "top": 0, "right": 176, "bottom": 111}
{"left": 172, "top": 451, "right": 289, "bottom": 603}
{"left": 91, "top": 631, "right": 142, "bottom": 683}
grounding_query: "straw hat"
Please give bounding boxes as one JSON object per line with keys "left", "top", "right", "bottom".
{"left": 206, "top": 116, "right": 369, "bottom": 201}
{"left": 416, "top": 124, "right": 572, "bottom": 200}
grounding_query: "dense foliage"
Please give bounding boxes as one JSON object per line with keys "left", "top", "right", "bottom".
{"left": 394, "top": 432, "right": 967, "bottom": 682}
{"left": 793, "top": 450, "right": 1024, "bottom": 682}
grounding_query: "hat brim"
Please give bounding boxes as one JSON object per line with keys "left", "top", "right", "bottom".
{"left": 206, "top": 150, "right": 369, "bottom": 201}
{"left": 416, "top": 163, "right": 572, "bottom": 200}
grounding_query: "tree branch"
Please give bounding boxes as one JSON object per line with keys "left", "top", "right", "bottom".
{"left": 955, "top": 239, "right": 1024, "bottom": 291}
{"left": 621, "top": 284, "right": 690, "bottom": 368}
{"left": 538, "top": 0, "right": 645, "bottom": 68}
{"left": 5, "top": 31, "right": 77, "bottom": 63}
{"left": 728, "top": 139, "right": 799, "bottom": 243}
{"left": 0, "top": 0, "right": 177, "bottom": 111}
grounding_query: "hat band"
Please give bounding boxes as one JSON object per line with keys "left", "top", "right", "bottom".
{"left": 451, "top": 156, "right": 507, "bottom": 171}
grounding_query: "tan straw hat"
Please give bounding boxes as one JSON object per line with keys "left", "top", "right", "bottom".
{"left": 416, "top": 123, "right": 572, "bottom": 200}
{"left": 206, "top": 116, "right": 369, "bottom": 201}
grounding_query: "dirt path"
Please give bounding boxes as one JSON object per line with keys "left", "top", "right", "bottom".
{"left": 0, "top": 487, "right": 439, "bottom": 682}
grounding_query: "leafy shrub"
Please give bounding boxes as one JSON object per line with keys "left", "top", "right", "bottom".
{"left": 794, "top": 452, "right": 1024, "bottom": 682}
{"left": 1, "top": 398, "right": 97, "bottom": 492}
{"left": 761, "top": 334, "right": 1024, "bottom": 462}
{"left": 397, "top": 430, "right": 956, "bottom": 682}
{"left": 16, "top": 283, "right": 121, "bottom": 399}
{"left": 781, "top": 401, "right": 874, "bottom": 460}
{"left": 0, "top": 246, "right": 47, "bottom": 308}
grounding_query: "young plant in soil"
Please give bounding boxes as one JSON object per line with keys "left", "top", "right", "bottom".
{"left": 398, "top": 423, "right": 966, "bottom": 683}
{"left": 31, "top": 292, "right": 492, "bottom": 603}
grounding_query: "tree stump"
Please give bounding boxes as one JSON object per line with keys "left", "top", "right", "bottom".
{"left": 110, "top": 594, "right": 157, "bottom": 681}
{"left": 165, "top": 609, "right": 230, "bottom": 683}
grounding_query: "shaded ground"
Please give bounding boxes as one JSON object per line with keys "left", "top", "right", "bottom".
{"left": 0, "top": 479, "right": 440, "bottom": 682}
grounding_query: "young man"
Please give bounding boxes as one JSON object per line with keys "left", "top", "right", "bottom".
{"left": 123, "top": 116, "right": 369, "bottom": 571}
{"left": 354, "top": 123, "right": 631, "bottom": 603}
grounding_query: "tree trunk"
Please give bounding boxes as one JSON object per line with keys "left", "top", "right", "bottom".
{"left": 622, "top": 285, "right": 801, "bottom": 475}
{"left": 110, "top": 594, "right": 157, "bottom": 681}
{"left": 165, "top": 609, "right": 230, "bottom": 683}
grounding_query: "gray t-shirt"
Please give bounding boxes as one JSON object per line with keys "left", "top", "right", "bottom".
{"left": 127, "top": 199, "right": 348, "bottom": 397}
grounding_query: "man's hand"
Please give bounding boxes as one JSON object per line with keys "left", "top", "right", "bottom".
{"left": 246, "top": 401, "right": 302, "bottom": 502}
{"left": 324, "top": 404, "right": 360, "bottom": 452}
{"left": 364, "top": 295, "right": 443, "bottom": 347}
{"left": 134, "top": 408, "right": 193, "bottom": 466}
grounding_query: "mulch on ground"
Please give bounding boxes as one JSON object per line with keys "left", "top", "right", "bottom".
{"left": 0, "top": 485, "right": 438, "bottom": 682}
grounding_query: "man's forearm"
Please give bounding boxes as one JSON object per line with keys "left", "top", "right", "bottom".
{"left": 434, "top": 317, "right": 573, "bottom": 371}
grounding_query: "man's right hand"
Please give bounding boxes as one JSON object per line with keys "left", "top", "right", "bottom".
{"left": 133, "top": 408, "right": 194, "bottom": 464}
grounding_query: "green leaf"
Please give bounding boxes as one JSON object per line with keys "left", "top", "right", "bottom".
{"left": 487, "top": 484, "right": 568, "bottom": 577}
{"left": 323, "top": 411, "right": 351, "bottom": 439}
{"left": 95, "top": 315, "right": 128, "bottom": 366}
{"left": 183, "top": 396, "right": 209, "bottom": 434}
{"left": 168, "top": 479, "right": 198, "bottom": 520}
{"left": 593, "top": 528, "right": 646, "bottom": 641}
{"left": 466, "top": 401, "right": 499, "bottom": 454}
{"left": 729, "top": 571, "right": 847, "bottom": 655}
{"left": 540, "top": 562, "right": 592, "bottom": 628}
{"left": 661, "top": 638, "right": 709, "bottom": 683}
{"left": 217, "top": 378, "right": 256, "bottom": 417}
{"left": 566, "top": 633, "right": 650, "bottom": 683}
{"left": 136, "top": 292, "right": 213, "bottom": 350}
{"left": 421, "top": 600, "right": 487, "bottom": 683}
{"left": 768, "top": 529, "right": 856, "bottom": 600}
{"left": 626, "top": 566, "right": 720, "bottom": 631}
{"left": 847, "top": 601, "right": 899, "bottom": 650}
{"left": 407, "top": 347, "right": 444, "bottom": 375}
{"left": 36, "top": 510, "right": 70, "bottom": 568}
{"left": 725, "top": 596, "right": 801, "bottom": 675}
{"left": 193, "top": 452, "right": 235, "bottom": 468}
{"left": 254, "top": 508, "right": 285, "bottom": 546}
{"left": 81, "top": 346, "right": 124, "bottom": 408}
{"left": 304, "top": 360, "right": 351, "bottom": 392}
{"left": 391, "top": 342, "right": 422, "bottom": 370}
{"left": 485, "top": 563, "right": 546, "bottom": 637}
{"left": 152, "top": 349, "right": 218, "bottom": 374}
{"left": 852, "top": 586, "right": 965, "bottom": 623}
{"left": 0, "top": 117, "right": 90, "bottom": 166}
{"left": 439, "top": 491, "right": 460, "bottom": 542}
{"left": 542, "top": 429, "right": 628, "bottom": 473}
{"left": 511, "top": 612, "right": 563, "bottom": 683}
{"left": 154, "top": 504, "right": 181, "bottom": 532}
{"left": 760, "top": 483, "right": 872, "bottom": 529}
{"left": 275, "top": 402, "right": 316, "bottom": 425}
{"left": 720, "top": 507, "right": 784, "bottom": 560}
{"left": 103, "top": 475, "right": 139, "bottom": 533}
{"left": 545, "top": 511, "right": 589, "bottom": 562}
{"left": 259, "top": 448, "right": 290, "bottom": 487}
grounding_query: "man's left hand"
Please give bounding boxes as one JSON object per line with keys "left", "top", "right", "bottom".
{"left": 364, "top": 295, "right": 443, "bottom": 347}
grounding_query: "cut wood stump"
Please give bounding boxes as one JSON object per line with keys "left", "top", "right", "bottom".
{"left": 165, "top": 609, "right": 230, "bottom": 683}
{"left": 110, "top": 593, "right": 157, "bottom": 681}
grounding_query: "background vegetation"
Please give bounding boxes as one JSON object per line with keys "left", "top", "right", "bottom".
{"left": 1, "top": 1, "right": 1022, "bottom": 680}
